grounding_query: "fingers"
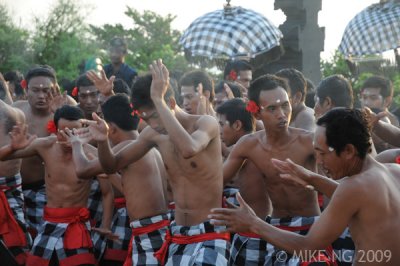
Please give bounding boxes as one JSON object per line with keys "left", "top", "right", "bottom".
{"left": 92, "top": 112, "right": 102, "bottom": 122}
{"left": 79, "top": 119, "right": 97, "bottom": 126}
{"left": 225, "top": 198, "right": 239, "bottom": 209}
{"left": 236, "top": 192, "right": 247, "bottom": 207}
{"left": 224, "top": 83, "right": 234, "bottom": 99}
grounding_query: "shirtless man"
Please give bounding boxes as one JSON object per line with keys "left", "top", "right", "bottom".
{"left": 222, "top": 74, "right": 336, "bottom": 265}
{"left": 0, "top": 105, "right": 113, "bottom": 265}
{"left": 68, "top": 94, "right": 169, "bottom": 266}
{"left": 12, "top": 66, "right": 74, "bottom": 235}
{"left": 86, "top": 60, "right": 230, "bottom": 265}
{"left": 210, "top": 108, "right": 400, "bottom": 266}
{"left": 0, "top": 100, "right": 32, "bottom": 265}
{"left": 275, "top": 68, "right": 315, "bottom": 132}
{"left": 216, "top": 98, "right": 272, "bottom": 265}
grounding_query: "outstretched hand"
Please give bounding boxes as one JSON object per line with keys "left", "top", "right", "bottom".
{"left": 91, "top": 227, "right": 121, "bottom": 244}
{"left": 209, "top": 193, "right": 258, "bottom": 233}
{"left": 86, "top": 70, "right": 115, "bottom": 96}
{"left": 271, "top": 158, "right": 315, "bottom": 190}
{"left": 79, "top": 113, "right": 109, "bottom": 142}
{"left": 150, "top": 59, "right": 170, "bottom": 101}
{"left": 50, "top": 91, "right": 69, "bottom": 113}
{"left": 59, "top": 127, "right": 92, "bottom": 146}
{"left": 9, "top": 123, "right": 36, "bottom": 150}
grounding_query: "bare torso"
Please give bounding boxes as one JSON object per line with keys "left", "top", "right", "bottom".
{"left": 13, "top": 101, "right": 52, "bottom": 184}
{"left": 152, "top": 116, "right": 223, "bottom": 226}
{"left": 344, "top": 162, "right": 400, "bottom": 265}
{"left": 118, "top": 140, "right": 168, "bottom": 221}
{"left": 238, "top": 128, "right": 319, "bottom": 218}
{"left": 37, "top": 137, "right": 91, "bottom": 208}
{"left": 0, "top": 101, "right": 24, "bottom": 177}
{"left": 237, "top": 160, "right": 272, "bottom": 218}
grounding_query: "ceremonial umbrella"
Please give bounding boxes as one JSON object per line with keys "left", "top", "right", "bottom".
{"left": 179, "top": 1, "right": 283, "bottom": 69}
{"left": 339, "top": 0, "right": 400, "bottom": 59}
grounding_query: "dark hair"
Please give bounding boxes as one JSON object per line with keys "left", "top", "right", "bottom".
{"left": 224, "top": 60, "right": 252, "bottom": 78}
{"left": 216, "top": 98, "right": 254, "bottom": 133}
{"left": 275, "top": 68, "right": 306, "bottom": 101}
{"left": 109, "top": 37, "right": 127, "bottom": 53}
{"left": 101, "top": 94, "right": 139, "bottom": 131}
{"left": 361, "top": 76, "right": 393, "bottom": 98}
{"left": 113, "top": 78, "right": 131, "bottom": 95}
{"left": 248, "top": 74, "right": 289, "bottom": 105}
{"left": 4, "top": 71, "right": 25, "bottom": 97}
{"left": 316, "top": 75, "right": 353, "bottom": 108}
{"left": 53, "top": 105, "right": 84, "bottom": 129}
{"left": 214, "top": 81, "right": 242, "bottom": 98}
{"left": 131, "top": 74, "right": 175, "bottom": 110}
{"left": 25, "top": 65, "right": 57, "bottom": 85}
{"left": 317, "top": 108, "right": 371, "bottom": 159}
{"left": 76, "top": 73, "right": 94, "bottom": 91}
{"left": 179, "top": 70, "right": 215, "bottom": 102}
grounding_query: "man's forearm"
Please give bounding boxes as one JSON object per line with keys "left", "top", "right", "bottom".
{"left": 97, "top": 140, "right": 117, "bottom": 174}
{"left": 0, "top": 144, "right": 13, "bottom": 160}
{"left": 374, "top": 120, "right": 400, "bottom": 147}
{"left": 309, "top": 173, "right": 338, "bottom": 199}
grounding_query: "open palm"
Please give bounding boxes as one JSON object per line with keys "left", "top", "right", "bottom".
{"left": 79, "top": 113, "right": 109, "bottom": 142}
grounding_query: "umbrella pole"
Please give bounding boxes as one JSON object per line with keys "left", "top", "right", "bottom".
{"left": 394, "top": 49, "right": 400, "bottom": 70}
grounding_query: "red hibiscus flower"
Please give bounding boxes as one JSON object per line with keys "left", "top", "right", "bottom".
{"left": 396, "top": 155, "right": 400, "bottom": 164}
{"left": 246, "top": 100, "right": 260, "bottom": 114}
{"left": 71, "top": 87, "right": 78, "bottom": 97}
{"left": 20, "top": 79, "right": 27, "bottom": 89}
{"left": 47, "top": 120, "right": 57, "bottom": 134}
{"left": 229, "top": 70, "right": 237, "bottom": 81}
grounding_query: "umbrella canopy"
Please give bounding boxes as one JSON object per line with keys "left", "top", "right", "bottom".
{"left": 339, "top": 0, "right": 400, "bottom": 58}
{"left": 179, "top": 4, "right": 283, "bottom": 68}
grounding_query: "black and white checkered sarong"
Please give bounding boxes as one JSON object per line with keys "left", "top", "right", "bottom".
{"left": 22, "top": 179, "right": 46, "bottom": 234}
{"left": 165, "top": 220, "right": 230, "bottom": 266}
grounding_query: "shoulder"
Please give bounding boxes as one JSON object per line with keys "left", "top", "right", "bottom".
{"left": 123, "top": 64, "right": 137, "bottom": 75}
{"left": 236, "top": 131, "right": 261, "bottom": 147}
{"left": 12, "top": 100, "right": 28, "bottom": 110}
{"left": 289, "top": 127, "right": 314, "bottom": 141}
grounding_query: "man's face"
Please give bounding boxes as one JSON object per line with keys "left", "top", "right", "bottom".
{"left": 237, "top": 70, "right": 252, "bottom": 89}
{"left": 137, "top": 106, "right": 167, "bottom": 134}
{"left": 181, "top": 85, "right": 200, "bottom": 114}
{"left": 360, "top": 87, "right": 385, "bottom": 111}
{"left": 258, "top": 87, "right": 292, "bottom": 131}
{"left": 27, "top": 76, "right": 54, "bottom": 111}
{"left": 313, "top": 126, "right": 345, "bottom": 180}
{"left": 109, "top": 47, "right": 125, "bottom": 64}
{"left": 313, "top": 95, "right": 330, "bottom": 120}
{"left": 78, "top": 86, "right": 99, "bottom": 117}
{"left": 217, "top": 114, "right": 237, "bottom": 147}
{"left": 56, "top": 118, "right": 82, "bottom": 143}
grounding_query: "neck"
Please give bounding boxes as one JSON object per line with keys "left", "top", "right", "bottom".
{"left": 30, "top": 106, "right": 51, "bottom": 117}
{"left": 291, "top": 102, "right": 306, "bottom": 120}
{"left": 112, "top": 130, "right": 139, "bottom": 145}
{"left": 264, "top": 127, "right": 291, "bottom": 146}
{"left": 112, "top": 61, "right": 123, "bottom": 68}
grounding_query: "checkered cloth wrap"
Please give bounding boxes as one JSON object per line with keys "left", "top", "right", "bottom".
{"left": 22, "top": 180, "right": 46, "bottom": 234}
{"left": 229, "top": 232, "right": 269, "bottom": 266}
{"left": 165, "top": 220, "right": 230, "bottom": 266}
{"left": 179, "top": 6, "right": 282, "bottom": 60}
{"left": 87, "top": 179, "right": 103, "bottom": 226}
{"left": 331, "top": 227, "right": 355, "bottom": 266}
{"left": 0, "top": 174, "right": 32, "bottom": 262}
{"left": 92, "top": 198, "right": 132, "bottom": 262}
{"left": 263, "top": 216, "right": 336, "bottom": 266}
{"left": 27, "top": 207, "right": 96, "bottom": 266}
{"left": 223, "top": 187, "right": 239, "bottom": 207}
{"left": 339, "top": 0, "right": 400, "bottom": 57}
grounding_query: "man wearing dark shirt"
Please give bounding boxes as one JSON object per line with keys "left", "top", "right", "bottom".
{"left": 103, "top": 37, "right": 137, "bottom": 88}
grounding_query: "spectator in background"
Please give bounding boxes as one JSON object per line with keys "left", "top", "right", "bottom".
{"left": 224, "top": 60, "right": 253, "bottom": 97}
{"left": 214, "top": 81, "right": 242, "bottom": 110}
{"left": 0, "top": 73, "right": 13, "bottom": 104}
{"left": 4, "top": 71, "right": 26, "bottom": 102}
{"left": 103, "top": 37, "right": 138, "bottom": 88}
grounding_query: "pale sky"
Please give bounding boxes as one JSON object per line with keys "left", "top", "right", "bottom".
{"left": 5, "top": 0, "right": 379, "bottom": 60}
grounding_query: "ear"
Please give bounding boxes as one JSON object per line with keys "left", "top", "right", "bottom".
{"left": 168, "top": 97, "right": 176, "bottom": 110}
{"left": 342, "top": 143, "right": 358, "bottom": 159}
{"left": 232, "top": 120, "right": 243, "bottom": 131}
{"left": 293, "top": 91, "right": 302, "bottom": 104}
{"left": 324, "top": 96, "right": 333, "bottom": 109}
{"left": 383, "top": 96, "right": 392, "bottom": 108}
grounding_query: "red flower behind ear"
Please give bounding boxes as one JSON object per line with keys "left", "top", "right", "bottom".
{"left": 229, "top": 70, "right": 237, "bottom": 81}
{"left": 246, "top": 100, "right": 260, "bottom": 114}
{"left": 71, "top": 87, "right": 78, "bottom": 97}
{"left": 47, "top": 120, "right": 57, "bottom": 134}
{"left": 20, "top": 79, "right": 27, "bottom": 89}
{"left": 396, "top": 155, "right": 400, "bottom": 164}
